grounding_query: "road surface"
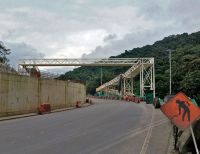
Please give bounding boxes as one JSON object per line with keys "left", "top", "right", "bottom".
{"left": 0, "top": 99, "right": 171, "bottom": 154}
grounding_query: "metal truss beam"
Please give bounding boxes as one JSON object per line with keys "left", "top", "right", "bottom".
{"left": 18, "top": 58, "right": 153, "bottom": 67}
{"left": 96, "top": 58, "right": 155, "bottom": 98}
{"left": 96, "top": 74, "right": 122, "bottom": 92}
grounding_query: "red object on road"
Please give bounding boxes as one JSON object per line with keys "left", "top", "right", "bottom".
{"left": 134, "top": 97, "right": 140, "bottom": 103}
{"left": 161, "top": 92, "right": 200, "bottom": 129}
{"left": 123, "top": 95, "right": 128, "bottom": 101}
{"left": 76, "top": 101, "right": 82, "bottom": 108}
{"left": 39, "top": 103, "right": 51, "bottom": 114}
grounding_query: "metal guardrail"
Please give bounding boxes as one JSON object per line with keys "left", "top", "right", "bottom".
{"left": 40, "top": 71, "right": 60, "bottom": 79}
{"left": 18, "top": 68, "right": 61, "bottom": 79}
{"left": 0, "top": 63, "right": 17, "bottom": 74}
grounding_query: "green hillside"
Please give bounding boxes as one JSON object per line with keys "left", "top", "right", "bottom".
{"left": 59, "top": 32, "right": 200, "bottom": 102}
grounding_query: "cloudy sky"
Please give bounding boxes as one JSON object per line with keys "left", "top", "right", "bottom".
{"left": 0, "top": 0, "right": 200, "bottom": 72}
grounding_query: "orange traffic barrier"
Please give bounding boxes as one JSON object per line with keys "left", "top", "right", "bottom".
{"left": 89, "top": 99, "right": 93, "bottom": 105}
{"left": 76, "top": 101, "right": 82, "bottom": 108}
{"left": 134, "top": 97, "right": 141, "bottom": 103}
{"left": 39, "top": 103, "right": 51, "bottom": 114}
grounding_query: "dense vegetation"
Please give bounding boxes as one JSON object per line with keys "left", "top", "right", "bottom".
{"left": 59, "top": 32, "right": 200, "bottom": 102}
{"left": 0, "top": 41, "right": 10, "bottom": 63}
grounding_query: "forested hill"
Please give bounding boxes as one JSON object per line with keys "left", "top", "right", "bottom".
{"left": 59, "top": 31, "right": 200, "bottom": 101}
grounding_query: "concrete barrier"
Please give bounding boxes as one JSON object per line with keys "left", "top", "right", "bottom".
{"left": 0, "top": 73, "right": 86, "bottom": 117}
{"left": 39, "top": 79, "right": 66, "bottom": 110}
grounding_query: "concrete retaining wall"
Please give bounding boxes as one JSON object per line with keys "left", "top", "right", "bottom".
{"left": 0, "top": 73, "right": 86, "bottom": 117}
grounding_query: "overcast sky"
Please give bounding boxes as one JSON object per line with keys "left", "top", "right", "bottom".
{"left": 0, "top": 0, "right": 200, "bottom": 72}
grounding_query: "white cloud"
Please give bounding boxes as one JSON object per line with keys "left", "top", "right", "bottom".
{"left": 1, "top": 4, "right": 153, "bottom": 62}
{"left": 6, "top": 42, "right": 44, "bottom": 68}
{"left": 0, "top": 7, "right": 109, "bottom": 62}
{"left": 103, "top": 34, "right": 117, "bottom": 42}
{"left": 0, "top": 0, "right": 200, "bottom": 72}
{"left": 82, "top": 0, "right": 200, "bottom": 58}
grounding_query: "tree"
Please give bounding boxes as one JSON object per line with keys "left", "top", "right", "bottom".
{"left": 0, "top": 41, "right": 10, "bottom": 63}
{"left": 60, "top": 31, "right": 200, "bottom": 102}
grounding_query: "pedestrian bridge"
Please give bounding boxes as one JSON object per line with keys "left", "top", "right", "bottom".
{"left": 18, "top": 58, "right": 155, "bottom": 97}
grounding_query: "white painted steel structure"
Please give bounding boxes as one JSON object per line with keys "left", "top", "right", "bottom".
{"left": 96, "top": 58, "right": 155, "bottom": 97}
{"left": 19, "top": 58, "right": 155, "bottom": 97}
{"left": 19, "top": 58, "right": 142, "bottom": 67}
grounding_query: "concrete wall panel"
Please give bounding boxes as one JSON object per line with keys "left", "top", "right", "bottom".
{"left": 66, "top": 81, "right": 86, "bottom": 107}
{"left": 0, "top": 73, "right": 86, "bottom": 117}
{"left": 39, "top": 79, "right": 66, "bottom": 110}
{"left": 0, "top": 73, "right": 38, "bottom": 116}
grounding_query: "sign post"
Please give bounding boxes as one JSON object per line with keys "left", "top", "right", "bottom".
{"left": 190, "top": 126, "right": 199, "bottom": 154}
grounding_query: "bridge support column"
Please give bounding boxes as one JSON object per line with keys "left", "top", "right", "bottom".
{"left": 131, "top": 78, "right": 134, "bottom": 94}
{"left": 123, "top": 78, "right": 126, "bottom": 95}
{"left": 140, "top": 59, "right": 155, "bottom": 98}
{"left": 122, "top": 78, "right": 134, "bottom": 96}
{"left": 140, "top": 61, "right": 144, "bottom": 97}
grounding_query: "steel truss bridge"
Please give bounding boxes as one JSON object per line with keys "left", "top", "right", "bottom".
{"left": 19, "top": 58, "right": 155, "bottom": 97}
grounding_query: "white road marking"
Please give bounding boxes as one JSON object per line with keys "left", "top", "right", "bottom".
{"left": 95, "top": 117, "right": 168, "bottom": 153}
{"left": 140, "top": 107, "right": 155, "bottom": 154}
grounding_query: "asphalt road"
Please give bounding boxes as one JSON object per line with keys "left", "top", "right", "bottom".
{"left": 0, "top": 99, "right": 171, "bottom": 154}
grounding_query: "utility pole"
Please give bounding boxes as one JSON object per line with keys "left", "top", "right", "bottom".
{"left": 169, "top": 50, "right": 172, "bottom": 95}
{"left": 101, "top": 67, "right": 103, "bottom": 85}
{"left": 167, "top": 49, "right": 174, "bottom": 95}
{"left": 167, "top": 49, "right": 178, "bottom": 150}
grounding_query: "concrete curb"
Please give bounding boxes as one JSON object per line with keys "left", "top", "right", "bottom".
{"left": 167, "top": 125, "right": 179, "bottom": 154}
{"left": 82, "top": 103, "right": 93, "bottom": 108}
{"left": 0, "top": 113, "right": 38, "bottom": 121}
{"left": 51, "top": 107, "right": 75, "bottom": 113}
{"left": 50, "top": 103, "right": 92, "bottom": 113}
{"left": 0, "top": 103, "right": 92, "bottom": 122}
{"left": 167, "top": 126, "right": 173, "bottom": 154}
